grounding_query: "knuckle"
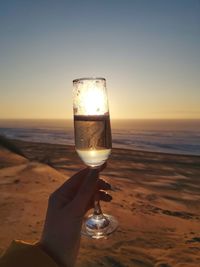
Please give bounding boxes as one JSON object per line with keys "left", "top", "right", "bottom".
{"left": 100, "top": 191, "right": 112, "bottom": 201}
{"left": 98, "top": 179, "right": 111, "bottom": 190}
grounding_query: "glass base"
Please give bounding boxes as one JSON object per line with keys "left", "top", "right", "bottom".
{"left": 82, "top": 213, "right": 118, "bottom": 239}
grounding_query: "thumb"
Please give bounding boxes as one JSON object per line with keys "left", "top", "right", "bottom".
{"left": 70, "top": 168, "right": 99, "bottom": 215}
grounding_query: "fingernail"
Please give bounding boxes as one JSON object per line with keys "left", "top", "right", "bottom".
{"left": 106, "top": 194, "right": 113, "bottom": 201}
{"left": 104, "top": 182, "right": 111, "bottom": 190}
{"left": 110, "top": 185, "right": 116, "bottom": 191}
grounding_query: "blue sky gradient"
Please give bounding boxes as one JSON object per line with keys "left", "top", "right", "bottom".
{"left": 0, "top": 0, "right": 200, "bottom": 119}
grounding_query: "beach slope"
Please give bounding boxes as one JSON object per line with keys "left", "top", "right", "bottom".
{"left": 0, "top": 140, "right": 200, "bottom": 267}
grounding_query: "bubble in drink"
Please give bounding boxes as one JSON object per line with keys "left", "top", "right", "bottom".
{"left": 74, "top": 115, "right": 112, "bottom": 167}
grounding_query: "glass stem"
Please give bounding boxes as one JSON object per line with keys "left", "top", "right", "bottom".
{"left": 93, "top": 198, "right": 103, "bottom": 216}
{"left": 93, "top": 170, "right": 103, "bottom": 217}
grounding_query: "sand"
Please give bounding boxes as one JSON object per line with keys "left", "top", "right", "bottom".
{"left": 0, "top": 139, "right": 200, "bottom": 266}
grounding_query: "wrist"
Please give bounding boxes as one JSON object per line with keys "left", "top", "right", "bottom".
{"left": 36, "top": 241, "right": 67, "bottom": 267}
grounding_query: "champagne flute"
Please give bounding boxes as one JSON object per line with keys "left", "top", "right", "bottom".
{"left": 73, "top": 77, "right": 118, "bottom": 239}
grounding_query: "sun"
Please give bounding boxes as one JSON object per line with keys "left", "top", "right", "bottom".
{"left": 73, "top": 79, "right": 109, "bottom": 116}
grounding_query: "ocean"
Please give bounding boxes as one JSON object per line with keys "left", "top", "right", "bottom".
{"left": 0, "top": 119, "right": 200, "bottom": 156}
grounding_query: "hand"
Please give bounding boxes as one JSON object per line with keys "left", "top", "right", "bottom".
{"left": 39, "top": 166, "right": 112, "bottom": 267}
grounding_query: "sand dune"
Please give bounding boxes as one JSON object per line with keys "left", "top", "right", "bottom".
{"left": 0, "top": 140, "right": 200, "bottom": 266}
{"left": 0, "top": 147, "right": 27, "bottom": 169}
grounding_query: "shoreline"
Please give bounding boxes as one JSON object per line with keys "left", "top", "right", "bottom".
{"left": 1, "top": 118, "right": 200, "bottom": 157}
{"left": 4, "top": 137, "right": 200, "bottom": 159}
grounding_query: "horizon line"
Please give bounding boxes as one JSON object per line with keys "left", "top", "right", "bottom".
{"left": 0, "top": 117, "right": 200, "bottom": 121}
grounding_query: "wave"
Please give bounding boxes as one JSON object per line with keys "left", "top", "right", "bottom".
{"left": 0, "top": 119, "right": 200, "bottom": 156}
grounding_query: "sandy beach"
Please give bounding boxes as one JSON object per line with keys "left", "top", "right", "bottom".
{"left": 0, "top": 139, "right": 200, "bottom": 267}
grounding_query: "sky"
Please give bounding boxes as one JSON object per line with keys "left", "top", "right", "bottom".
{"left": 0, "top": 0, "right": 200, "bottom": 119}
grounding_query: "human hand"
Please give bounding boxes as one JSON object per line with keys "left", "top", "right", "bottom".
{"left": 39, "top": 166, "right": 112, "bottom": 267}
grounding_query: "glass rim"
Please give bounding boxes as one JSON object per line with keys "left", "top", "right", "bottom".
{"left": 73, "top": 77, "right": 106, "bottom": 83}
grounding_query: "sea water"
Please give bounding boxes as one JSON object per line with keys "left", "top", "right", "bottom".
{"left": 0, "top": 119, "right": 200, "bottom": 156}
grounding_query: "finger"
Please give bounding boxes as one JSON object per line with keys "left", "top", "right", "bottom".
{"left": 98, "top": 191, "right": 112, "bottom": 202}
{"left": 51, "top": 179, "right": 112, "bottom": 210}
{"left": 53, "top": 167, "right": 89, "bottom": 197}
{"left": 70, "top": 168, "right": 99, "bottom": 213}
{"left": 86, "top": 191, "right": 112, "bottom": 211}
{"left": 54, "top": 164, "right": 106, "bottom": 198}
{"left": 97, "top": 179, "right": 111, "bottom": 191}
